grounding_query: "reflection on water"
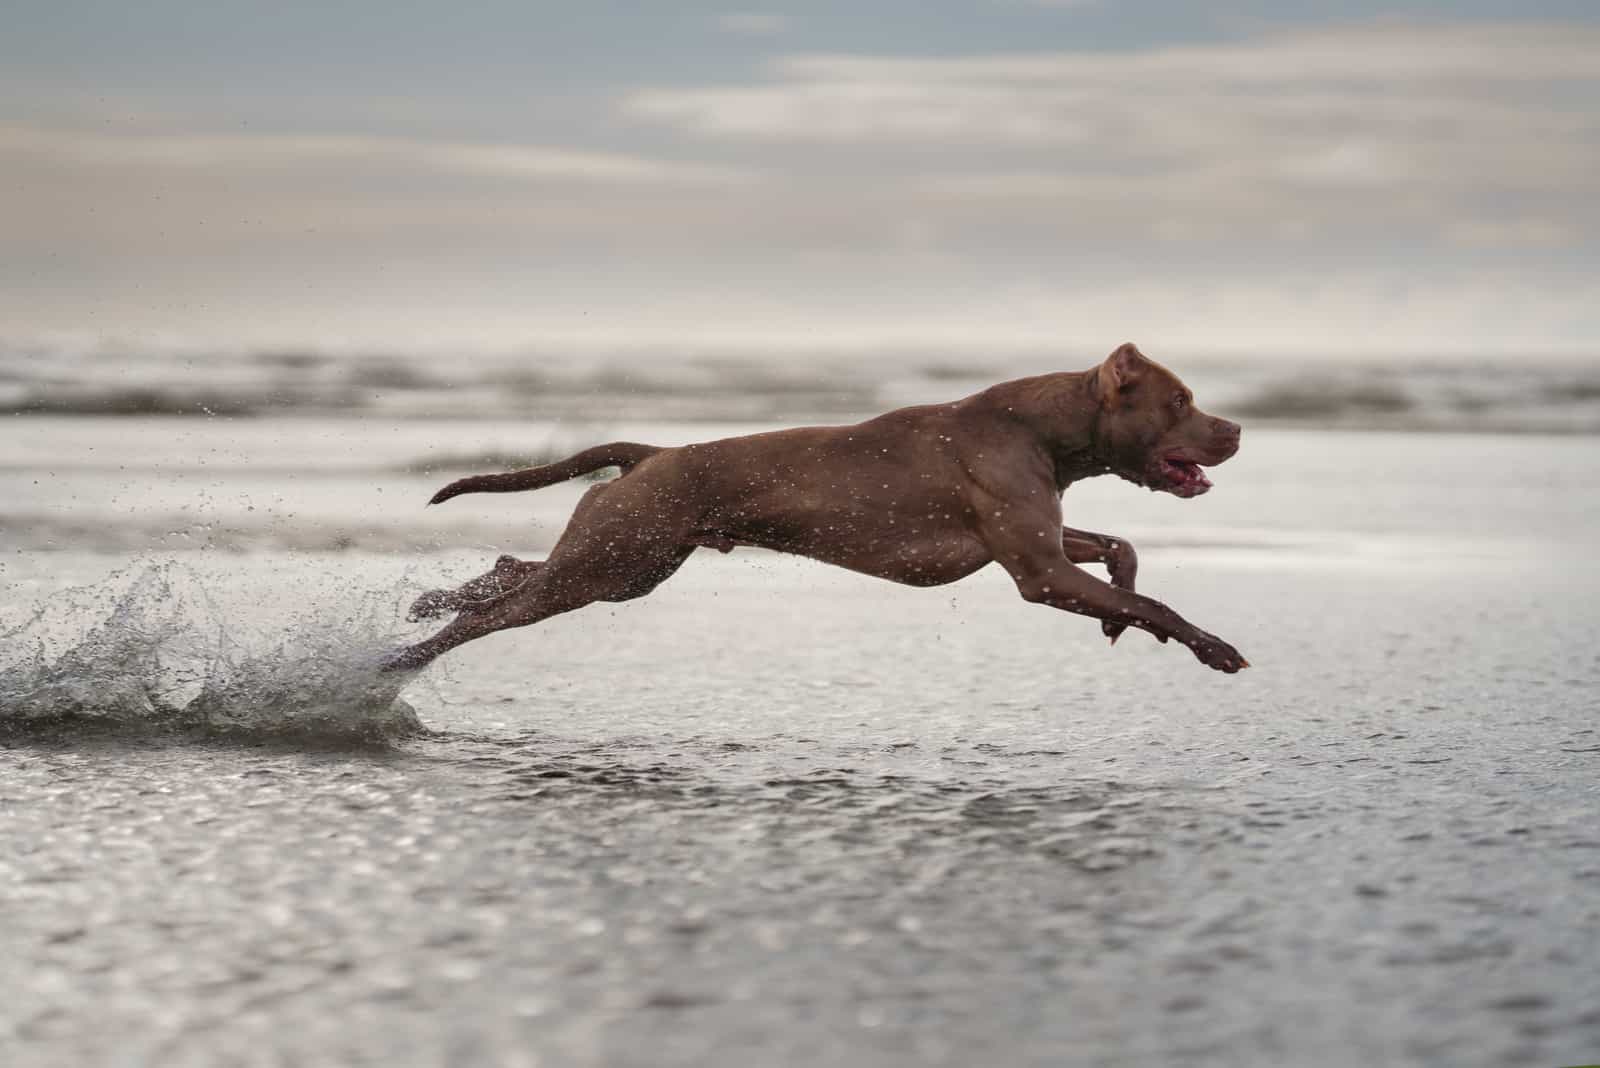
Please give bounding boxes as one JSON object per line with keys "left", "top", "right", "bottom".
{"left": 442, "top": 732, "right": 1189, "bottom": 874}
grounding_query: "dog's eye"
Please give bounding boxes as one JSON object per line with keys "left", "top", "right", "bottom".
{"left": 1173, "top": 394, "right": 1188, "bottom": 411}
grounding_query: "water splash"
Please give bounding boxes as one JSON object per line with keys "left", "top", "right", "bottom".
{"left": 0, "top": 561, "right": 426, "bottom": 741}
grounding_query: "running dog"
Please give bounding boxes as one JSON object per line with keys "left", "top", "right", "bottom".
{"left": 390, "top": 343, "right": 1247, "bottom": 673}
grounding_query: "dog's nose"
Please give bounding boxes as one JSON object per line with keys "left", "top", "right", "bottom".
{"left": 1214, "top": 417, "right": 1241, "bottom": 440}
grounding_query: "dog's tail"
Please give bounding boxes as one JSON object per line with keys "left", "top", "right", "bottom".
{"left": 428, "top": 442, "right": 663, "bottom": 505}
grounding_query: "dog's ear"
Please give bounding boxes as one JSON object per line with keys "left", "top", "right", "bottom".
{"left": 1099, "top": 342, "right": 1148, "bottom": 403}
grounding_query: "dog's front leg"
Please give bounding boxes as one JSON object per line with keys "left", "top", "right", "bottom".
{"left": 979, "top": 505, "right": 1247, "bottom": 673}
{"left": 1061, "top": 526, "right": 1139, "bottom": 644}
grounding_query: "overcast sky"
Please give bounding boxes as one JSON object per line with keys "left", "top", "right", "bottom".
{"left": 2, "top": 1, "right": 1597, "bottom": 358}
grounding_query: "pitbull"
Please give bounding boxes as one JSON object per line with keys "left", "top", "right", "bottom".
{"left": 389, "top": 343, "right": 1247, "bottom": 673}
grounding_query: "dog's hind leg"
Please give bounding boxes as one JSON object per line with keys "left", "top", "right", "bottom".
{"left": 385, "top": 542, "right": 693, "bottom": 671}
{"left": 407, "top": 555, "right": 544, "bottom": 621}
{"left": 409, "top": 482, "right": 627, "bottom": 621}
{"left": 387, "top": 515, "right": 702, "bottom": 672}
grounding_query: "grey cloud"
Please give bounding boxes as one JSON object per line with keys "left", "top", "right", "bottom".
{"left": 0, "top": 123, "right": 754, "bottom": 187}
{"left": 621, "top": 20, "right": 1599, "bottom": 246}
{"left": 774, "top": 21, "right": 1600, "bottom": 84}
{"left": 3, "top": 16, "right": 1595, "bottom": 354}
{"left": 715, "top": 12, "right": 791, "bottom": 36}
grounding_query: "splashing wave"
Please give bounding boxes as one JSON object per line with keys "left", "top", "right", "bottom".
{"left": 0, "top": 562, "right": 426, "bottom": 741}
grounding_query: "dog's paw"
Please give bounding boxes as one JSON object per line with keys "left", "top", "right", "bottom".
{"left": 406, "top": 589, "right": 456, "bottom": 622}
{"left": 1104, "top": 538, "right": 1139, "bottom": 591}
{"left": 1187, "top": 630, "right": 1249, "bottom": 673}
{"left": 1100, "top": 540, "right": 1140, "bottom": 645}
{"left": 377, "top": 645, "right": 428, "bottom": 674}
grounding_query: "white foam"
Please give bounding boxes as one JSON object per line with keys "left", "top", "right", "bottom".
{"left": 0, "top": 561, "right": 426, "bottom": 740}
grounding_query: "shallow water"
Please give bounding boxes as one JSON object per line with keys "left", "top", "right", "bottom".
{"left": 3, "top": 429, "right": 1600, "bottom": 1067}
{"left": 6, "top": 341, "right": 1599, "bottom": 431}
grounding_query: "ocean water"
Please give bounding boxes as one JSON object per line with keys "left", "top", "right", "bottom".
{"left": 3, "top": 416, "right": 1600, "bottom": 1067}
{"left": 4, "top": 339, "right": 1599, "bottom": 432}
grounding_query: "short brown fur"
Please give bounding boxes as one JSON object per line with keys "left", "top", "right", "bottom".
{"left": 391, "top": 343, "right": 1247, "bottom": 673}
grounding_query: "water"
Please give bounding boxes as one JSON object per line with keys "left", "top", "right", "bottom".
{"left": 3, "top": 419, "right": 1600, "bottom": 1066}
{"left": 4, "top": 338, "right": 1599, "bottom": 431}
{"left": 0, "top": 561, "right": 424, "bottom": 740}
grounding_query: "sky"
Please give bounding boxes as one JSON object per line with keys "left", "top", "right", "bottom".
{"left": 2, "top": 1, "right": 1597, "bottom": 359}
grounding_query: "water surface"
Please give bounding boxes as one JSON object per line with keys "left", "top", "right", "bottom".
{"left": 3, "top": 425, "right": 1598, "bottom": 1067}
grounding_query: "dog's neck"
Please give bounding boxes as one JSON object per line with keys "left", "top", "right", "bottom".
{"left": 983, "top": 370, "right": 1114, "bottom": 489}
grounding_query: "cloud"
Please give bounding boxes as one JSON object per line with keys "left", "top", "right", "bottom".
{"left": 0, "top": 123, "right": 753, "bottom": 187}
{"left": 714, "top": 12, "right": 791, "bottom": 36}
{"left": 3, "top": 18, "right": 1595, "bottom": 354}
{"left": 621, "top": 19, "right": 1600, "bottom": 247}
{"left": 772, "top": 21, "right": 1600, "bottom": 86}
{"left": 627, "top": 21, "right": 1600, "bottom": 149}
{"left": 7, "top": 253, "right": 1595, "bottom": 357}
{"left": 1443, "top": 218, "right": 1573, "bottom": 249}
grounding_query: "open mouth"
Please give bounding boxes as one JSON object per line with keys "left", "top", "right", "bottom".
{"left": 1158, "top": 455, "right": 1213, "bottom": 497}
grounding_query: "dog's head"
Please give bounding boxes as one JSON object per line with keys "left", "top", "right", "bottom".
{"left": 1091, "top": 343, "right": 1240, "bottom": 498}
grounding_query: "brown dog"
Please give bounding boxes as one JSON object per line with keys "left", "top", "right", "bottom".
{"left": 389, "top": 343, "right": 1246, "bottom": 673}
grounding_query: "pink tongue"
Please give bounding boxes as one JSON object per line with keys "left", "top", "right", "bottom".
{"left": 1171, "top": 459, "right": 1210, "bottom": 487}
